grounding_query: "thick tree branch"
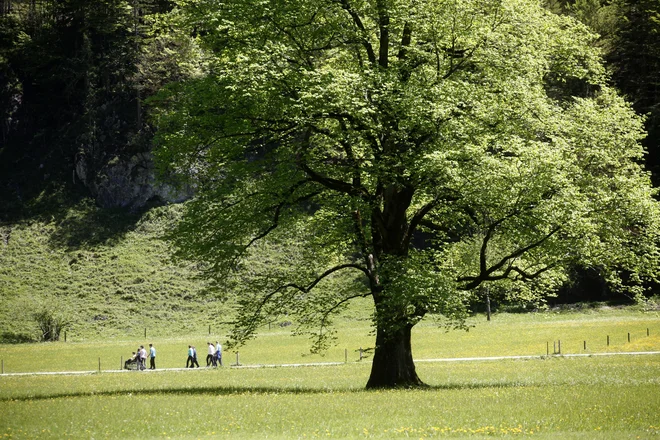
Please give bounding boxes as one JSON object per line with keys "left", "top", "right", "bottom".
{"left": 440, "top": 38, "right": 487, "bottom": 81}
{"left": 458, "top": 226, "right": 562, "bottom": 290}
{"left": 337, "top": 0, "right": 377, "bottom": 65}
{"left": 511, "top": 263, "right": 558, "bottom": 281}
{"left": 376, "top": 0, "right": 389, "bottom": 68}
{"left": 287, "top": 263, "right": 371, "bottom": 293}
{"left": 252, "top": 265, "right": 371, "bottom": 321}
{"left": 397, "top": 22, "right": 412, "bottom": 60}
{"left": 299, "top": 160, "right": 367, "bottom": 197}
{"left": 353, "top": 209, "right": 380, "bottom": 287}
{"left": 325, "top": 112, "right": 381, "bottom": 153}
{"left": 487, "top": 226, "right": 561, "bottom": 276}
{"left": 309, "top": 119, "right": 364, "bottom": 189}
{"left": 238, "top": 263, "right": 371, "bottom": 343}
{"left": 479, "top": 225, "right": 495, "bottom": 275}
{"left": 397, "top": 21, "right": 413, "bottom": 81}
{"left": 403, "top": 197, "right": 440, "bottom": 248}
{"left": 244, "top": 186, "right": 320, "bottom": 249}
{"left": 297, "top": 129, "right": 372, "bottom": 199}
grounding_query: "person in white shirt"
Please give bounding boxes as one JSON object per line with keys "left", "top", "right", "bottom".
{"left": 139, "top": 345, "right": 147, "bottom": 370}
{"left": 186, "top": 345, "right": 194, "bottom": 368}
{"left": 206, "top": 342, "right": 216, "bottom": 367}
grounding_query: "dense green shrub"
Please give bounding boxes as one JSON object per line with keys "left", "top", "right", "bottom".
{"left": 33, "top": 309, "right": 69, "bottom": 342}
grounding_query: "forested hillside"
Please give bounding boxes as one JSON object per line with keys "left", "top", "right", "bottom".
{"left": 1, "top": 0, "right": 659, "bottom": 342}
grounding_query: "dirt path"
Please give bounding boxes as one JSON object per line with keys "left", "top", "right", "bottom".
{"left": 2, "top": 351, "right": 659, "bottom": 377}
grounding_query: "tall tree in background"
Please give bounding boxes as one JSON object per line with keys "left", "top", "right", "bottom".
{"left": 155, "top": 0, "right": 660, "bottom": 388}
{"left": 542, "top": 0, "right": 660, "bottom": 303}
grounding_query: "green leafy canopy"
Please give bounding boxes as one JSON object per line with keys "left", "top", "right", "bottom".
{"left": 153, "top": 0, "right": 660, "bottom": 352}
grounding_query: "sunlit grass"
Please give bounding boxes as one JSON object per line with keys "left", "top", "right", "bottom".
{"left": 0, "top": 357, "right": 658, "bottom": 438}
{"left": 0, "top": 307, "right": 657, "bottom": 373}
{"left": 0, "top": 308, "right": 658, "bottom": 438}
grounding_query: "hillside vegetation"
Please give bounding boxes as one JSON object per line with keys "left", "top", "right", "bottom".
{"left": 0, "top": 198, "right": 228, "bottom": 342}
{"left": 3, "top": 195, "right": 658, "bottom": 345}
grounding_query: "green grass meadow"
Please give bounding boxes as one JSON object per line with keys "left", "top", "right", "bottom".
{"left": 1, "top": 309, "right": 659, "bottom": 438}
{"left": 0, "top": 305, "right": 658, "bottom": 373}
{"left": 0, "top": 357, "right": 658, "bottom": 439}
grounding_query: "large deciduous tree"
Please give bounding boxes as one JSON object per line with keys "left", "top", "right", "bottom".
{"left": 154, "top": 0, "right": 660, "bottom": 388}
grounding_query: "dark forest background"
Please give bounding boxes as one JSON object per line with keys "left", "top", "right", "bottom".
{"left": 1, "top": 0, "right": 659, "bottom": 305}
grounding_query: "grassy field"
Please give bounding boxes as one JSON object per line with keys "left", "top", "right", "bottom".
{"left": 1, "top": 309, "right": 659, "bottom": 438}
{"left": 0, "top": 305, "right": 658, "bottom": 373}
{"left": 0, "top": 356, "right": 658, "bottom": 438}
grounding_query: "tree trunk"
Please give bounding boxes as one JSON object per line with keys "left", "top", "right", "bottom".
{"left": 486, "top": 290, "right": 491, "bottom": 321}
{"left": 366, "top": 323, "right": 425, "bottom": 388}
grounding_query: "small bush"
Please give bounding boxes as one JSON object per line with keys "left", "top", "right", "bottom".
{"left": 33, "top": 309, "right": 69, "bottom": 342}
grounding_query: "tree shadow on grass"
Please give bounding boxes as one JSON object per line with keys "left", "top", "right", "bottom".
{"left": 0, "top": 179, "right": 152, "bottom": 251}
{"left": 47, "top": 203, "right": 144, "bottom": 250}
{"left": 0, "top": 381, "right": 538, "bottom": 402}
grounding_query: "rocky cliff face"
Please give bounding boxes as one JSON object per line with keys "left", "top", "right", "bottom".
{"left": 75, "top": 152, "right": 192, "bottom": 211}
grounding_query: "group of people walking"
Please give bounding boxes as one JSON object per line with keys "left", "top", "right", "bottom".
{"left": 124, "top": 344, "right": 156, "bottom": 370}
{"left": 207, "top": 341, "right": 222, "bottom": 367}
{"left": 124, "top": 341, "right": 223, "bottom": 370}
{"left": 186, "top": 341, "right": 222, "bottom": 368}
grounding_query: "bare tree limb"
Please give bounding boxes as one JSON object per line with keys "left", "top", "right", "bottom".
{"left": 317, "top": 291, "right": 373, "bottom": 337}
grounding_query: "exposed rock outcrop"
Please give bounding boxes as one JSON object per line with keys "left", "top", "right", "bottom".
{"left": 75, "top": 152, "right": 192, "bottom": 211}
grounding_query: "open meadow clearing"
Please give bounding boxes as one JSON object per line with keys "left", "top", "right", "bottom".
{"left": 0, "top": 357, "right": 659, "bottom": 438}
{"left": 0, "top": 305, "right": 658, "bottom": 373}
{"left": 1, "top": 309, "right": 659, "bottom": 438}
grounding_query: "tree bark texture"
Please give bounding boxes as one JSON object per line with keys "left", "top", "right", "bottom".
{"left": 366, "top": 323, "right": 424, "bottom": 388}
